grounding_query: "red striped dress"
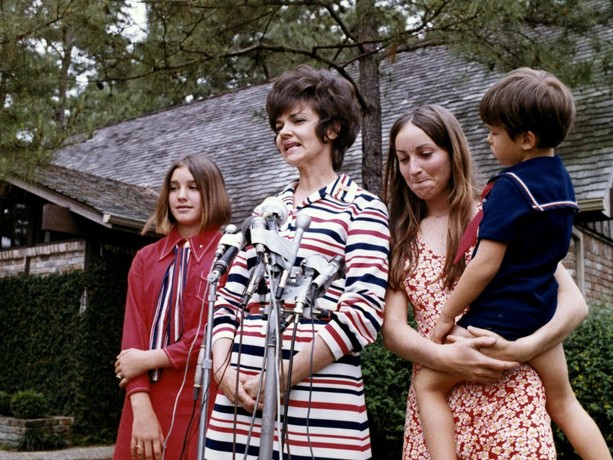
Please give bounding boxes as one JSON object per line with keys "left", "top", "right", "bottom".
{"left": 205, "top": 174, "right": 390, "bottom": 460}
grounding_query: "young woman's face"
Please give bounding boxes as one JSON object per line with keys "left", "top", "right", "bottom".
{"left": 274, "top": 103, "right": 334, "bottom": 172}
{"left": 168, "top": 166, "right": 203, "bottom": 237}
{"left": 394, "top": 122, "right": 452, "bottom": 204}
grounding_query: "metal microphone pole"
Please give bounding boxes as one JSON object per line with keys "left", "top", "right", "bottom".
{"left": 196, "top": 278, "right": 219, "bottom": 460}
{"left": 258, "top": 262, "right": 282, "bottom": 460}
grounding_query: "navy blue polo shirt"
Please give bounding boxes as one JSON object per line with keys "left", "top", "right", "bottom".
{"left": 457, "top": 155, "right": 578, "bottom": 340}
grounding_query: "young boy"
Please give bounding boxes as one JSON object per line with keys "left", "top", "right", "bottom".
{"left": 414, "top": 68, "right": 611, "bottom": 460}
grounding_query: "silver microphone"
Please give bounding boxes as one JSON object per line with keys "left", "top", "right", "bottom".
{"left": 275, "top": 213, "right": 311, "bottom": 299}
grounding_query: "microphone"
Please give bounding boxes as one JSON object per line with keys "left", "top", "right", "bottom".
{"left": 242, "top": 215, "right": 268, "bottom": 257}
{"left": 275, "top": 213, "right": 311, "bottom": 299}
{"left": 241, "top": 260, "right": 266, "bottom": 306}
{"left": 255, "top": 196, "right": 289, "bottom": 229}
{"left": 207, "top": 231, "right": 244, "bottom": 283}
{"left": 213, "top": 224, "right": 239, "bottom": 263}
{"left": 312, "top": 255, "right": 345, "bottom": 291}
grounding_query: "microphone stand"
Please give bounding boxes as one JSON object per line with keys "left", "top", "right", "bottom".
{"left": 259, "top": 284, "right": 281, "bottom": 460}
{"left": 195, "top": 277, "right": 219, "bottom": 460}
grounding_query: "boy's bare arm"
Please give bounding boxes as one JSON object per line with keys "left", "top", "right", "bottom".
{"left": 441, "top": 239, "right": 507, "bottom": 321}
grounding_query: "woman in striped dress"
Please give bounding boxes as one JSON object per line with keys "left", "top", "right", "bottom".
{"left": 204, "top": 65, "right": 390, "bottom": 460}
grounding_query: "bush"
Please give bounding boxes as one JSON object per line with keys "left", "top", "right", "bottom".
{"left": 10, "top": 390, "right": 49, "bottom": 419}
{"left": 19, "top": 430, "right": 67, "bottom": 452}
{"left": 554, "top": 303, "right": 613, "bottom": 458}
{"left": 363, "top": 336, "right": 411, "bottom": 460}
{"left": 0, "top": 391, "right": 11, "bottom": 415}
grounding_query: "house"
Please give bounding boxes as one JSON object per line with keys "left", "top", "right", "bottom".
{"left": 1, "top": 44, "right": 611, "bottom": 306}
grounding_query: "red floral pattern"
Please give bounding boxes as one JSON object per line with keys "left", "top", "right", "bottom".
{"left": 401, "top": 235, "right": 556, "bottom": 459}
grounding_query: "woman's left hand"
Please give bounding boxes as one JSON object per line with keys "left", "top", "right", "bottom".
{"left": 115, "top": 349, "right": 151, "bottom": 387}
{"left": 457, "top": 326, "right": 534, "bottom": 362}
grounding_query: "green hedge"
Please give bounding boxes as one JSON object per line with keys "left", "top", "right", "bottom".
{"left": 363, "top": 303, "right": 613, "bottom": 460}
{"left": 0, "top": 246, "right": 133, "bottom": 445}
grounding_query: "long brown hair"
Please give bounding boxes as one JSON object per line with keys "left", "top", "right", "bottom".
{"left": 142, "top": 154, "right": 232, "bottom": 235}
{"left": 383, "top": 105, "right": 479, "bottom": 290}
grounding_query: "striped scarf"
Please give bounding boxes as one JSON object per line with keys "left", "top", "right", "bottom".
{"left": 149, "top": 240, "right": 191, "bottom": 382}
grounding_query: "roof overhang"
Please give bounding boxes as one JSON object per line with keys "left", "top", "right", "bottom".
{"left": 6, "top": 177, "right": 146, "bottom": 231}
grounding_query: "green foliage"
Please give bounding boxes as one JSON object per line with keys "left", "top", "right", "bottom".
{"left": 18, "top": 430, "right": 67, "bottom": 452}
{"left": 0, "top": 391, "right": 12, "bottom": 416}
{"left": 70, "top": 247, "right": 132, "bottom": 444}
{"left": 10, "top": 390, "right": 49, "bottom": 419}
{"left": 554, "top": 303, "right": 613, "bottom": 458}
{"left": 363, "top": 336, "right": 411, "bottom": 460}
{"left": 0, "top": 246, "right": 133, "bottom": 444}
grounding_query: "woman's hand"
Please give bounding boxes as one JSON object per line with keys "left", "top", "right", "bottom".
{"left": 212, "top": 337, "right": 261, "bottom": 414}
{"left": 217, "top": 366, "right": 261, "bottom": 414}
{"left": 461, "top": 326, "right": 536, "bottom": 362}
{"left": 438, "top": 333, "right": 519, "bottom": 383}
{"left": 129, "top": 393, "right": 165, "bottom": 460}
{"left": 115, "top": 349, "right": 150, "bottom": 387}
{"left": 115, "top": 348, "right": 169, "bottom": 388}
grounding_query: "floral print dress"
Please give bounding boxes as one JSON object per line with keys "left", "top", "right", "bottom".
{"left": 402, "top": 234, "right": 556, "bottom": 459}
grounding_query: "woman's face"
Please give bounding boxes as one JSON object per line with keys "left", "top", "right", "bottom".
{"left": 394, "top": 122, "right": 452, "bottom": 204}
{"left": 168, "top": 166, "right": 203, "bottom": 237}
{"left": 274, "top": 103, "right": 335, "bottom": 172}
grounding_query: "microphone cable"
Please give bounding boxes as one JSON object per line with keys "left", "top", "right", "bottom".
{"left": 164, "top": 265, "right": 210, "bottom": 460}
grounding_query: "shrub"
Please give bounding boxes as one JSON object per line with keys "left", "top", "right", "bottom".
{"left": 554, "top": 303, "right": 613, "bottom": 458}
{"left": 19, "top": 430, "right": 67, "bottom": 452}
{"left": 0, "top": 391, "right": 11, "bottom": 415}
{"left": 363, "top": 336, "right": 411, "bottom": 460}
{"left": 10, "top": 390, "right": 49, "bottom": 419}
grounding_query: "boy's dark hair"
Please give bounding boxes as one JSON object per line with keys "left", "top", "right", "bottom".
{"left": 480, "top": 67, "right": 575, "bottom": 148}
{"left": 266, "top": 64, "right": 362, "bottom": 171}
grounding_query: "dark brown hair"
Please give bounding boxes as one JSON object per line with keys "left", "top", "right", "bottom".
{"left": 383, "top": 105, "right": 479, "bottom": 290}
{"left": 142, "top": 154, "right": 231, "bottom": 235}
{"left": 266, "top": 64, "right": 361, "bottom": 171}
{"left": 480, "top": 67, "right": 575, "bottom": 148}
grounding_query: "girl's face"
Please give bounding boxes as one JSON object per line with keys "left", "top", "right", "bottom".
{"left": 394, "top": 122, "right": 452, "bottom": 204}
{"left": 274, "top": 103, "right": 335, "bottom": 172}
{"left": 168, "top": 166, "right": 203, "bottom": 237}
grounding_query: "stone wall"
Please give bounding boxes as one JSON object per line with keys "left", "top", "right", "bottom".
{"left": 0, "top": 241, "right": 85, "bottom": 278}
{"left": 0, "top": 416, "right": 73, "bottom": 448}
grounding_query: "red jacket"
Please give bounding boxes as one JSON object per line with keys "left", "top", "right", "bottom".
{"left": 114, "top": 226, "right": 222, "bottom": 460}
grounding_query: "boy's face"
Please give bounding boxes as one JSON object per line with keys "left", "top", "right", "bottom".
{"left": 485, "top": 125, "right": 525, "bottom": 167}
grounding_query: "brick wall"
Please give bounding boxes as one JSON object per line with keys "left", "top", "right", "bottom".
{"left": 582, "top": 232, "right": 613, "bottom": 307}
{"left": 565, "top": 229, "right": 612, "bottom": 308}
{"left": 0, "top": 241, "right": 86, "bottom": 278}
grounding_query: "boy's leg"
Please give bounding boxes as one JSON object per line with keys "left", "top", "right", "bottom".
{"left": 414, "top": 367, "right": 463, "bottom": 460}
{"left": 530, "top": 344, "right": 611, "bottom": 460}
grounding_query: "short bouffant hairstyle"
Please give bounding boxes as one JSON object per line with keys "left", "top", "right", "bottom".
{"left": 480, "top": 67, "right": 575, "bottom": 148}
{"left": 266, "top": 64, "right": 362, "bottom": 171}
{"left": 142, "top": 154, "right": 231, "bottom": 235}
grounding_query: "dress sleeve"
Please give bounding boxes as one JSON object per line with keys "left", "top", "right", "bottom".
{"left": 211, "top": 249, "right": 254, "bottom": 342}
{"left": 319, "top": 196, "right": 390, "bottom": 359}
{"left": 121, "top": 251, "right": 152, "bottom": 397}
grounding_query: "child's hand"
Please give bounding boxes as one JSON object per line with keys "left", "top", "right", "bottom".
{"left": 432, "top": 315, "right": 455, "bottom": 344}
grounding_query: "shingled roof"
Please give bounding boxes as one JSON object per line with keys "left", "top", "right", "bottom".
{"left": 19, "top": 42, "right": 613, "bottom": 233}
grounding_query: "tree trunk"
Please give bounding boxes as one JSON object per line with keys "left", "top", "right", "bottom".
{"left": 356, "top": 0, "right": 382, "bottom": 197}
